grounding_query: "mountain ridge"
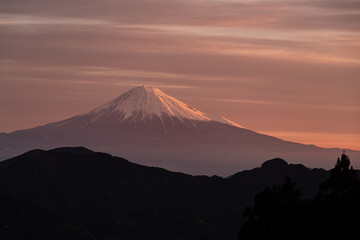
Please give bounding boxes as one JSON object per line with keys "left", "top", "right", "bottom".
{"left": 1, "top": 86, "right": 359, "bottom": 176}
{"left": 0, "top": 147, "right": 342, "bottom": 240}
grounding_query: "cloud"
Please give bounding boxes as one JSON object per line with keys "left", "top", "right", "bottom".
{"left": 1, "top": 0, "right": 360, "bottom": 31}
{"left": 0, "top": 0, "right": 359, "bottom": 149}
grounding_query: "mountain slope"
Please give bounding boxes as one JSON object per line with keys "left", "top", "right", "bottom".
{"left": 0, "top": 86, "right": 359, "bottom": 176}
{"left": 50, "top": 85, "right": 242, "bottom": 130}
{"left": 0, "top": 147, "right": 336, "bottom": 240}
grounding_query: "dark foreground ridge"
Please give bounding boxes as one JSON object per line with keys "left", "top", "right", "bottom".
{"left": 0, "top": 147, "right": 349, "bottom": 240}
{"left": 239, "top": 152, "right": 360, "bottom": 240}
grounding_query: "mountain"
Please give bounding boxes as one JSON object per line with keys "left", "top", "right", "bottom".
{"left": 1, "top": 85, "right": 359, "bottom": 176}
{"left": 0, "top": 147, "right": 335, "bottom": 240}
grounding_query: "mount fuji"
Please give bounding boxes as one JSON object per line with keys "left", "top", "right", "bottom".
{"left": 1, "top": 86, "right": 359, "bottom": 176}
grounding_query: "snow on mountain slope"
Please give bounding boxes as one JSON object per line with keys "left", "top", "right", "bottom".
{"left": 90, "top": 85, "right": 211, "bottom": 121}
{"left": 59, "top": 85, "right": 244, "bottom": 128}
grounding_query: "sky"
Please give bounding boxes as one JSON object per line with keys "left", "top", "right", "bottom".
{"left": 0, "top": 0, "right": 359, "bottom": 150}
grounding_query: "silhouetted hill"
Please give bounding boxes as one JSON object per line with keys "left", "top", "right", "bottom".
{"left": 0, "top": 147, "right": 345, "bottom": 240}
{"left": 0, "top": 147, "right": 238, "bottom": 240}
{"left": 239, "top": 152, "right": 360, "bottom": 240}
{"left": 230, "top": 158, "right": 330, "bottom": 198}
{"left": 0, "top": 192, "right": 95, "bottom": 240}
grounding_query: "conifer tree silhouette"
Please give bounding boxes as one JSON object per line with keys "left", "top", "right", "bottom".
{"left": 239, "top": 177, "right": 303, "bottom": 240}
{"left": 318, "top": 151, "right": 358, "bottom": 197}
{"left": 239, "top": 152, "right": 360, "bottom": 240}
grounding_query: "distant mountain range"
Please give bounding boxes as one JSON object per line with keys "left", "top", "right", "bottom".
{"left": 0, "top": 147, "right": 343, "bottom": 240}
{"left": 1, "top": 86, "right": 359, "bottom": 176}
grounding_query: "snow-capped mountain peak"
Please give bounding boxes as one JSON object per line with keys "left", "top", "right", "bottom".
{"left": 104, "top": 85, "right": 212, "bottom": 121}
{"left": 67, "top": 85, "right": 244, "bottom": 128}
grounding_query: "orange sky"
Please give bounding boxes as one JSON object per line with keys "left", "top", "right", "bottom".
{"left": 0, "top": 0, "right": 359, "bottom": 150}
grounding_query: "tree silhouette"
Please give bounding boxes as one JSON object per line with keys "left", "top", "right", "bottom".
{"left": 239, "top": 152, "right": 360, "bottom": 240}
{"left": 318, "top": 151, "right": 358, "bottom": 197}
{"left": 314, "top": 151, "right": 360, "bottom": 239}
{"left": 239, "top": 177, "right": 304, "bottom": 240}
